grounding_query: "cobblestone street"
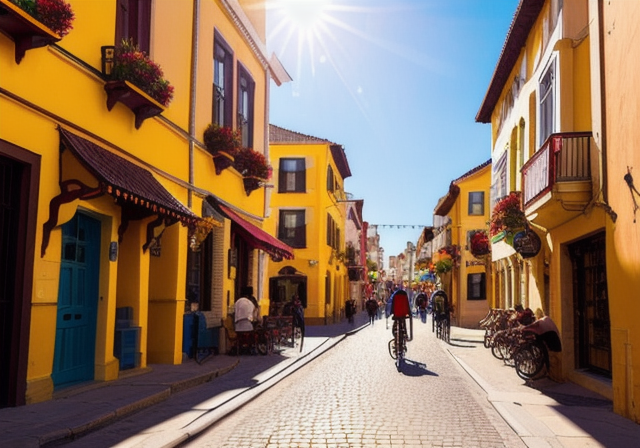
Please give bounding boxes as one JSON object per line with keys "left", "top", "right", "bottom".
{"left": 183, "top": 319, "right": 525, "bottom": 448}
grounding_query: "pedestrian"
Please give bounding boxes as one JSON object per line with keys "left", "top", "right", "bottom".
{"left": 234, "top": 287, "right": 256, "bottom": 332}
{"left": 415, "top": 291, "right": 428, "bottom": 323}
{"left": 345, "top": 299, "right": 355, "bottom": 324}
{"left": 365, "top": 296, "right": 378, "bottom": 325}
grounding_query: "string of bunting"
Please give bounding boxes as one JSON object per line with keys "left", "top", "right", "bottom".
{"left": 371, "top": 224, "right": 427, "bottom": 229}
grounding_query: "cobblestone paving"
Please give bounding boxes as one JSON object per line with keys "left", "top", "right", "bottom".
{"left": 185, "top": 320, "right": 526, "bottom": 448}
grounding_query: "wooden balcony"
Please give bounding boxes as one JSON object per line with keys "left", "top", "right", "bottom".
{"left": 522, "top": 132, "right": 595, "bottom": 229}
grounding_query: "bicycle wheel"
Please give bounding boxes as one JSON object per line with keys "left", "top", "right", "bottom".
{"left": 395, "top": 327, "right": 403, "bottom": 370}
{"left": 491, "top": 334, "right": 505, "bottom": 360}
{"left": 388, "top": 339, "right": 397, "bottom": 359}
{"left": 514, "top": 342, "right": 545, "bottom": 380}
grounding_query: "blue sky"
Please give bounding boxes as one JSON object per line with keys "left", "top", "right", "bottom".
{"left": 266, "top": 0, "right": 519, "bottom": 258}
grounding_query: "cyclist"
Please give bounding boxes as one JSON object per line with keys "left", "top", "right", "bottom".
{"left": 389, "top": 289, "right": 413, "bottom": 353}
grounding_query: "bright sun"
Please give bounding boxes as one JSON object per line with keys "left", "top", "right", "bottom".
{"left": 272, "top": 0, "right": 332, "bottom": 31}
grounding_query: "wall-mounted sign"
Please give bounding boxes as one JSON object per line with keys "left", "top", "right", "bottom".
{"left": 109, "top": 241, "right": 118, "bottom": 262}
{"left": 513, "top": 228, "right": 541, "bottom": 258}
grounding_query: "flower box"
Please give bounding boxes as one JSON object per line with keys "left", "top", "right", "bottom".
{"left": 242, "top": 176, "right": 265, "bottom": 196}
{"left": 203, "top": 124, "right": 241, "bottom": 174}
{"left": 104, "top": 80, "right": 165, "bottom": 129}
{"left": 0, "top": 0, "right": 65, "bottom": 63}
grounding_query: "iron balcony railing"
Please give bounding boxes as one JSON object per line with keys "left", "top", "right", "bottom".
{"left": 521, "top": 132, "right": 592, "bottom": 207}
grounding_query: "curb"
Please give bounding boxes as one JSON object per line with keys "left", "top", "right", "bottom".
{"left": 39, "top": 362, "right": 240, "bottom": 447}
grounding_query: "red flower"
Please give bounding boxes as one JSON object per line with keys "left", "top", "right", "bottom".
{"left": 490, "top": 192, "right": 526, "bottom": 236}
{"left": 12, "top": 0, "right": 74, "bottom": 36}
{"left": 203, "top": 124, "right": 241, "bottom": 157}
{"left": 233, "top": 147, "right": 270, "bottom": 179}
{"left": 112, "top": 39, "right": 174, "bottom": 106}
{"left": 470, "top": 231, "right": 490, "bottom": 256}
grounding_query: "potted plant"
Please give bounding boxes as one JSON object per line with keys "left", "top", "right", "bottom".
{"left": 470, "top": 230, "right": 490, "bottom": 258}
{"left": 104, "top": 39, "right": 174, "bottom": 128}
{"left": 203, "top": 124, "right": 241, "bottom": 174}
{"left": 1, "top": 0, "right": 74, "bottom": 63}
{"left": 233, "top": 147, "right": 270, "bottom": 195}
{"left": 489, "top": 192, "right": 527, "bottom": 245}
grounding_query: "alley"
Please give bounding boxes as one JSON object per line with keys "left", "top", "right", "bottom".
{"left": 181, "top": 319, "right": 524, "bottom": 448}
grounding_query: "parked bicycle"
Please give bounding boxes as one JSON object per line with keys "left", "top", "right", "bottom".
{"left": 513, "top": 316, "right": 562, "bottom": 380}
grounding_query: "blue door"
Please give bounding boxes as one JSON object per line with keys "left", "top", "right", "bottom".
{"left": 52, "top": 213, "right": 100, "bottom": 388}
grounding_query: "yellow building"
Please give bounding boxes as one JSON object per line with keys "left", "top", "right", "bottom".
{"left": 0, "top": 0, "right": 290, "bottom": 407}
{"left": 599, "top": 0, "right": 640, "bottom": 424}
{"left": 267, "top": 125, "right": 352, "bottom": 326}
{"left": 476, "top": 0, "right": 625, "bottom": 413}
{"left": 431, "top": 160, "right": 492, "bottom": 328}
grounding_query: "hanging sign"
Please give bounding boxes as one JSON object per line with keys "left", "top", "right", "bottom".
{"left": 513, "top": 228, "right": 541, "bottom": 258}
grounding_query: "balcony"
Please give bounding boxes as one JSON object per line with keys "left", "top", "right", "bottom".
{"left": 522, "top": 132, "right": 595, "bottom": 229}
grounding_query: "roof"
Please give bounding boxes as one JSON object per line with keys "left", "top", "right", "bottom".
{"left": 59, "top": 128, "right": 197, "bottom": 224}
{"left": 269, "top": 124, "right": 333, "bottom": 144}
{"left": 269, "top": 124, "right": 352, "bottom": 179}
{"left": 476, "top": 0, "right": 545, "bottom": 123}
{"left": 434, "top": 159, "right": 491, "bottom": 216}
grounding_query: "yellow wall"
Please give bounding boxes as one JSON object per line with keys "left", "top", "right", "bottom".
{"left": 1, "top": 0, "right": 274, "bottom": 404}
{"left": 451, "top": 165, "right": 492, "bottom": 328}
{"left": 267, "top": 142, "right": 348, "bottom": 324}
{"left": 601, "top": 0, "right": 640, "bottom": 423}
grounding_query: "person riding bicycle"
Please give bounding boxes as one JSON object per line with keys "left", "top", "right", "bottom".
{"left": 389, "top": 289, "right": 412, "bottom": 343}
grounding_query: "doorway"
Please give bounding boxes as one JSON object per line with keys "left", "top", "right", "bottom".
{"left": 569, "top": 232, "right": 611, "bottom": 377}
{"left": 52, "top": 212, "right": 101, "bottom": 388}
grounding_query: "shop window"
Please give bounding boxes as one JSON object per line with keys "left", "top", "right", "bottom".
{"left": 467, "top": 273, "right": 486, "bottom": 300}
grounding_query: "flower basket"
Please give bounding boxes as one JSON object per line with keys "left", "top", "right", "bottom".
{"left": 233, "top": 147, "right": 270, "bottom": 179}
{"left": 203, "top": 124, "right": 241, "bottom": 174}
{"left": 110, "top": 39, "right": 174, "bottom": 107}
{"left": 0, "top": 0, "right": 74, "bottom": 63}
{"left": 490, "top": 192, "right": 527, "bottom": 246}
{"left": 470, "top": 230, "right": 490, "bottom": 258}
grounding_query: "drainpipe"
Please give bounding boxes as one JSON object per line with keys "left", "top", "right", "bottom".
{"left": 188, "top": 0, "right": 201, "bottom": 207}
{"left": 258, "top": 65, "right": 272, "bottom": 302}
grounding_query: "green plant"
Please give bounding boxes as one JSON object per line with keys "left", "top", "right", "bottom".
{"left": 233, "top": 147, "right": 270, "bottom": 179}
{"left": 435, "top": 258, "right": 453, "bottom": 274}
{"left": 203, "top": 124, "right": 241, "bottom": 157}
{"left": 112, "top": 39, "right": 174, "bottom": 107}
{"left": 11, "top": 0, "right": 74, "bottom": 36}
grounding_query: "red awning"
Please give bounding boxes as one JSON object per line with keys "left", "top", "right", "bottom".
{"left": 218, "top": 204, "right": 294, "bottom": 262}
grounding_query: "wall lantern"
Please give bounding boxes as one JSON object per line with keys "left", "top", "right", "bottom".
{"left": 101, "top": 45, "right": 115, "bottom": 77}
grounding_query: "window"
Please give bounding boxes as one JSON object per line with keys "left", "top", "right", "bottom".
{"left": 213, "top": 31, "right": 233, "bottom": 126}
{"left": 468, "top": 192, "right": 484, "bottom": 215}
{"left": 115, "top": 0, "right": 151, "bottom": 53}
{"left": 326, "top": 214, "right": 340, "bottom": 249}
{"left": 326, "top": 165, "right": 334, "bottom": 193}
{"left": 279, "top": 158, "right": 306, "bottom": 193}
{"left": 539, "top": 61, "right": 555, "bottom": 145}
{"left": 467, "top": 273, "right": 486, "bottom": 300}
{"left": 237, "top": 64, "right": 255, "bottom": 148}
{"left": 278, "top": 210, "right": 306, "bottom": 248}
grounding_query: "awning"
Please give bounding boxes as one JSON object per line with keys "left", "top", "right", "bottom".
{"left": 41, "top": 128, "right": 198, "bottom": 256}
{"left": 59, "top": 128, "right": 197, "bottom": 223}
{"left": 216, "top": 203, "right": 294, "bottom": 262}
